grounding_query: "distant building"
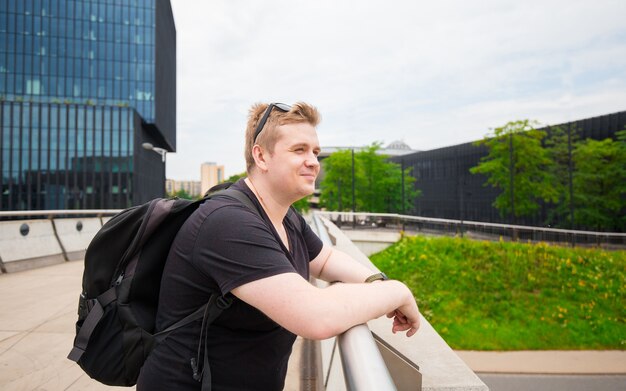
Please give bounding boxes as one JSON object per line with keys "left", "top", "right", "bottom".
{"left": 0, "top": 0, "right": 176, "bottom": 210}
{"left": 200, "top": 162, "right": 224, "bottom": 195}
{"left": 390, "top": 110, "right": 626, "bottom": 228}
{"left": 165, "top": 179, "right": 201, "bottom": 197}
{"left": 318, "top": 140, "right": 415, "bottom": 160}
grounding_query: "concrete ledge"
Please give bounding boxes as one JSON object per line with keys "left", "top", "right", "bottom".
{"left": 369, "top": 317, "right": 487, "bottom": 391}
{"left": 320, "top": 216, "right": 488, "bottom": 391}
{"left": 67, "top": 250, "right": 87, "bottom": 262}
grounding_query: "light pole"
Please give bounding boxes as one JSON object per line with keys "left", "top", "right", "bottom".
{"left": 351, "top": 148, "right": 356, "bottom": 213}
{"left": 351, "top": 148, "right": 356, "bottom": 229}
{"left": 401, "top": 157, "right": 405, "bottom": 215}
{"left": 142, "top": 142, "right": 167, "bottom": 162}
{"left": 509, "top": 131, "right": 515, "bottom": 221}
{"left": 567, "top": 124, "right": 574, "bottom": 231}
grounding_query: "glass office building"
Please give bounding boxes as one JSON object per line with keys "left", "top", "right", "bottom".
{"left": 0, "top": 0, "right": 176, "bottom": 210}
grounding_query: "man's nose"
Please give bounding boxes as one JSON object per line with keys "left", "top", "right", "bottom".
{"left": 306, "top": 153, "right": 320, "bottom": 168}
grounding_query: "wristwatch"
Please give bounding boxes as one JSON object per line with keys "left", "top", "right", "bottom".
{"left": 364, "top": 272, "right": 388, "bottom": 283}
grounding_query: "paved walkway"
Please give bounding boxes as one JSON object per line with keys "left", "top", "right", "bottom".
{"left": 456, "top": 350, "right": 626, "bottom": 374}
{"left": 0, "top": 261, "right": 129, "bottom": 390}
{"left": 0, "top": 261, "right": 303, "bottom": 390}
{"left": 0, "top": 261, "right": 624, "bottom": 390}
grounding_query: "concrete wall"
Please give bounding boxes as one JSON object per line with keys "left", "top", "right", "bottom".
{"left": 55, "top": 218, "right": 103, "bottom": 261}
{"left": 0, "top": 219, "right": 64, "bottom": 272}
{"left": 0, "top": 218, "right": 104, "bottom": 273}
{"left": 342, "top": 229, "right": 401, "bottom": 256}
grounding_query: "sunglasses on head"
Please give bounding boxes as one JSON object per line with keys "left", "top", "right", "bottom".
{"left": 253, "top": 103, "right": 292, "bottom": 142}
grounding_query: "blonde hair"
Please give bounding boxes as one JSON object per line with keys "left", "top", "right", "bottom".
{"left": 245, "top": 102, "right": 321, "bottom": 173}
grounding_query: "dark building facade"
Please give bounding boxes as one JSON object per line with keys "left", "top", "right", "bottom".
{"left": 0, "top": 0, "right": 176, "bottom": 210}
{"left": 391, "top": 111, "right": 626, "bottom": 227}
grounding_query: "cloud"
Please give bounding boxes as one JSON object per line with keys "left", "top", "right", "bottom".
{"left": 167, "top": 0, "right": 626, "bottom": 179}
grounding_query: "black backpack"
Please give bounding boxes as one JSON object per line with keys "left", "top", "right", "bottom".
{"left": 67, "top": 185, "right": 258, "bottom": 388}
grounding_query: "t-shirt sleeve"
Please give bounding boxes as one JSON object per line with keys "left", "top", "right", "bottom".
{"left": 192, "top": 205, "right": 297, "bottom": 295}
{"left": 296, "top": 212, "right": 324, "bottom": 261}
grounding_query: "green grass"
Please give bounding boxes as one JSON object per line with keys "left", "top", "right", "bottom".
{"left": 370, "top": 235, "right": 626, "bottom": 350}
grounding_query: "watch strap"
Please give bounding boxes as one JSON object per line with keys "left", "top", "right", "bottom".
{"left": 364, "top": 272, "right": 388, "bottom": 283}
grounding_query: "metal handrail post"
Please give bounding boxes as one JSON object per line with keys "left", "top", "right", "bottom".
{"left": 312, "top": 214, "right": 397, "bottom": 391}
{"left": 338, "top": 325, "right": 397, "bottom": 391}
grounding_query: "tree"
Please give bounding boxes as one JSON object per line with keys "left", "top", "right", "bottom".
{"left": 168, "top": 188, "right": 195, "bottom": 200}
{"left": 319, "top": 144, "right": 420, "bottom": 213}
{"left": 357, "top": 144, "right": 419, "bottom": 213}
{"left": 544, "top": 125, "right": 580, "bottom": 228}
{"left": 222, "top": 172, "right": 247, "bottom": 184}
{"left": 358, "top": 144, "right": 391, "bottom": 212}
{"left": 319, "top": 149, "right": 354, "bottom": 211}
{"left": 571, "top": 130, "right": 626, "bottom": 231}
{"left": 470, "top": 120, "right": 558, "bottom": 219}
{"left": 292, "top": 196, "right": 311, "bottom": 214}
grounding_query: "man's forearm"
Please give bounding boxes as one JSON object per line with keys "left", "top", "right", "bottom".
{"left": 314, "top": 247, "right": 377, "bottom": 283}
{"left": 310, "top": 279, "right": 419, "bottom": 339}
{"left": 233, "top": 272, "right": 420, "bottom": 340}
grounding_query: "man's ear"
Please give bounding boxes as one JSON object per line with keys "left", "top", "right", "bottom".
{"left": 252, "top": 144, "right": 269, "bottom": 172}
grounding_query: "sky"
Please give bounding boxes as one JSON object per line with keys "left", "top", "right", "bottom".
{"left": 166, "top": 0, "right": 626, "bottom": 180}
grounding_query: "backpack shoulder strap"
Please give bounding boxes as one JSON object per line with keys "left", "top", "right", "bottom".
{"left": 154, "top": 293, "right": 232, "bottom": 342}
{"left": 212, "top": 188, "right": 259, "bottom": 218}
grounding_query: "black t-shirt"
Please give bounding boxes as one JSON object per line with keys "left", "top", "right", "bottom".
{"left": 137, "top": 179, "right": 323, "bottom": 391}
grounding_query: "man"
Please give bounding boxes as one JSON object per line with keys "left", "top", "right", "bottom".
{"left": 137, "top": 102, "right": 421, "bottom": 390}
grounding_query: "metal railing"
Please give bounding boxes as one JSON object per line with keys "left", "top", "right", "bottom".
{"left": 0, "top": 209, "right": 122, "bottom": 219}
{"left": 317, "top": 211, "right": 626, "bottom": 249}
{"left": 312, "top": 214, "right": 397, "bottom": 391}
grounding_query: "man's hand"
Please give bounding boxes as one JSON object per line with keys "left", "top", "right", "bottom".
{"left": 386, "top": 298, "right": 420, "bottom": 337}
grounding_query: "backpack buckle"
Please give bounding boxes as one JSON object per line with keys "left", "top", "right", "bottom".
{"left": 78, "top": 294, "right": 98, "bottom": 319}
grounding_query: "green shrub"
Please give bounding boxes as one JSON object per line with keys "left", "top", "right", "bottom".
{"left": 370, "top": 235, "right": 626, "bottom": 350}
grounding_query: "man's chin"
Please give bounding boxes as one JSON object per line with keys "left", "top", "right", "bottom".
{"left": 297, "top": 185, "right": 315, "bottom": 198}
